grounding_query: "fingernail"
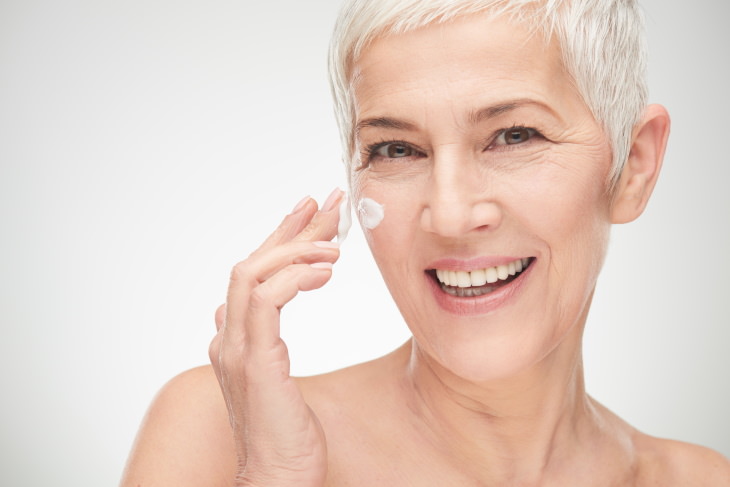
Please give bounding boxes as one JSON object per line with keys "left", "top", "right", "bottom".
{"left": 311, "top": 262, "right": 333, "bottom": 270}
{"left": 292, "top": 196, "right": 310, "bottom": 213}
{"left": 312, "top": 240, "right": 340, "bottom": 249}
{"left": 321, "top": 188, "right": 343, "bottom": 212}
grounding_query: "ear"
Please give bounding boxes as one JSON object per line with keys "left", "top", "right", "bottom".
{"left": 611, "top": 104, "right": 671, "bottom": 224}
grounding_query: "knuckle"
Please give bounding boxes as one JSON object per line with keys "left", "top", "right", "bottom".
{"left": 229, "top": 260, "right": 253, "bottom": 283}
{"left": 248, "top": 285, "right": 272, "bottom": 310}
{"left": 294, "top": 218, "right": 320, "bottom": 239}
{"left": 214, "top": 337, "right": 249, "bottom": 374}
{"left": 208, "top": 335, "right": 222, "bottom": 366}
{"left": 214, "top": 304, "right": 226, "bottom": 327}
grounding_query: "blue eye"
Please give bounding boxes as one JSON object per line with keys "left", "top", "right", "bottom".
{"left": 495, "top": 127, "right": 536, "bottom": 146}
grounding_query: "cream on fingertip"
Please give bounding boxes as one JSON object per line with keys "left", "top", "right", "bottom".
{"left": 337, "top": 192, "right": 352, "bottom": 243}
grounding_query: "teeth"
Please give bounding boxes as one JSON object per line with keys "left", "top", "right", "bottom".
{"left": 471, "top": 269, "right": 487, "bottom": 286}
{"left": 496, "top": 265, "right": 509, "bottom": 280}
{"left": 434, "top": 258, "right": 531, "bottom": 288}
{"left": 485, "top": 267, "right": 498, "bottom": 284}
{"left": 456, "top": 271, "right": 470, "bottom": 288}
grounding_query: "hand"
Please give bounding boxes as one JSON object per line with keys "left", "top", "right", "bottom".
{"left": 208, "top": 189, "right": 344, "bottom": 487}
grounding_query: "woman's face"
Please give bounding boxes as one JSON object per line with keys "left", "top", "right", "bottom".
{"left": 351, "top": 14, "right": 614, "bottom": 381}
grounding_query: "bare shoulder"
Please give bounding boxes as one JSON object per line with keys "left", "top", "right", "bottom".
{"left": 634, "top": 432, "right": 730, "bottom": 486}
{"left": 120, "top": 365, "right": 236, "bottom": 487}
{"left": 296, "top": 345, "right": 408, "bottom": 413}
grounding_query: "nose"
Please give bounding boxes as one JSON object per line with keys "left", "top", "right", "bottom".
{"left": 420, "top": 150, "right": 502, "bottom": 237}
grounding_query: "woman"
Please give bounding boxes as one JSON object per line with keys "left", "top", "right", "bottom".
{"left": 121, "top": 0, "right": 729, "bottom": 485}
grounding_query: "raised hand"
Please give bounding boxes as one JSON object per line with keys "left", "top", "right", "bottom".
{"left": 209, "top": 189, "right": 344, "bottom": 487}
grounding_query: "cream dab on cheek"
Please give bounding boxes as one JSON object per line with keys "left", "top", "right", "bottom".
{"left": 357, "top": 197, "right": 384, "bottom": 230}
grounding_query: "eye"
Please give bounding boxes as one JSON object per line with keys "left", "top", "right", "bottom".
{"left": 493, "top": 126, "right": 537, "bottom": 146}
{"left": 374, "top": 143, "right": 414, "bottom": 158}
{"left": 363, "top": 141, "right": 422, "bottom": 166}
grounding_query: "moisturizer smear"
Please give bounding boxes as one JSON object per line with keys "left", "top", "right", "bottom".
{"left": 337, "top": 192, "right": 352, "bottom": 243}
{"left": 357, "top": 197, "right": 384, "bottom": 230}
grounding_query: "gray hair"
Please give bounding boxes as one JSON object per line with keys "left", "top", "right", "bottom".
{"left": 328, "top": 0, "right": 648, "bottom": 186}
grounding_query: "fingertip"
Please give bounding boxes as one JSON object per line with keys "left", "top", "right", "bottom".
{"left": 321, "top": 187, "right": 344, "bottom": 212}
{"left": 312, "top": 240, "right": 340, "bottom": 249}
{"left": 300, "top": 262, "right": 336, "bottom": 292}
{"left": 291, "top": 195, "right": 312, "bottom": 214}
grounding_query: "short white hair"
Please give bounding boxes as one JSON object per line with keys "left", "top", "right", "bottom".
{"left": 328, "top": 0, "right": 648, "bottom": 186}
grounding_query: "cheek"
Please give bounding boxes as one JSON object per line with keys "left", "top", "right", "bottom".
{"left": 520, "top": 157, "right": 612, "bottom": 316}
{"left": 352, "top": 178, "right": 426, "bottom": 296}
{"left": 514, "top": 145, "right": 612, "bottom": 240}
{"left": 493, "top": 146, "right": 612, "bottom": 293}
{"left": 353, "top": 175, "right": 422, "bottom": 240}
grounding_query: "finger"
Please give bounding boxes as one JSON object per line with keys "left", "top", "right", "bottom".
{"left": 246, "top": 240, "right": 340, "bottom": 284}
{"left": 215, "top": 303, "right": 226, "bottom": 331}
{"left": 291, "top": 189, "right": 343, "bottom": 243}
{"left": 242, "top": 262, "right": 334, "bottom": 350}
{"left": 224, "top": 241, "right": 340, "bottom": 337}
{"left": 255, "top": 188, "right": 344, "bottom": 255}
{"left": 256, "top": 197, "right": 318, "bottom": 253}
{"left": 208, "top": 333, "right": 222, "bottom": 374}
{"left": 226, "top": 240, "right": 339, "bottom": 300}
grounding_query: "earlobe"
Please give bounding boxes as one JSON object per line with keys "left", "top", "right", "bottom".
{"left": 611, "top": 104, "right": 671, "bottom": 224}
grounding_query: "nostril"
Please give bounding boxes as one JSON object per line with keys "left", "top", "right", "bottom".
{"left": 420, "top": 197, "right": 501, "bottom": 237}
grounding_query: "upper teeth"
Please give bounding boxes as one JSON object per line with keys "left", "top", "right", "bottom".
{"left": 435, "top": 258, "right": 530, "bottom": 288}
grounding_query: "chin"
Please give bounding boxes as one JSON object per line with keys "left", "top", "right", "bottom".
{"left": 405, "top": 299, "right": 588, "bottom": 385}
{"left": 403, "top": 314, "right": 545, "bottom": 384}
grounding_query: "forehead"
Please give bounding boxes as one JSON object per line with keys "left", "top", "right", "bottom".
{"left": 351, "top": 14, "right": 581, "bottom": 125}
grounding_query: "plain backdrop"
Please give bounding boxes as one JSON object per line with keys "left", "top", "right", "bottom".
{"left": 1, "top": 1, "right": 728, "bottom": 485}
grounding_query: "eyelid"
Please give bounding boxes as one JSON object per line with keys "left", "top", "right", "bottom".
{"left": 364, "top": 140, "right": 424, "bottom": 163}
{"left": 359, "top": 126, "right": 543, "bottom": 168}
{"left": 487, "top": 126, "right": 542, "bottom": 150}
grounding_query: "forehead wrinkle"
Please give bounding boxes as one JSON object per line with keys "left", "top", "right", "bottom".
{"left": 468, "top": 99, "right": 566, "bottom": 126}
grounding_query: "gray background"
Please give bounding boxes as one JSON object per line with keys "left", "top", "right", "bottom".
{"left": 1, "top": 0, "right": 728, "bottom": 485}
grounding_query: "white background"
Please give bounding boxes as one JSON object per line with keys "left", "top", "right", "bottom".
{"left": 1, "top": 1, "right": 728, "bottom": 485}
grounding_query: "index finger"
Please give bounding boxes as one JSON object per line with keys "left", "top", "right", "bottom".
{"left": 291, "top": 188, "right": 343, "bottom": 243}
{"left": 255, "top": 196, "right": 318, "bottom": 253}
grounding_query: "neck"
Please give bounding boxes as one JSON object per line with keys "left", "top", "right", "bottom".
{"left": 402, "top": 325, "right": 608, "bottom": 484}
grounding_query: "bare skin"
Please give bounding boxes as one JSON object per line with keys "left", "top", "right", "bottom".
{"left": 120, "top": 13, "right": 729, "bottom": 487}
{"left": 121, "top": 354, "right": 729, "bottom": 486}
{"left": 119, "top": 192, "right": 729, "bottom": 486}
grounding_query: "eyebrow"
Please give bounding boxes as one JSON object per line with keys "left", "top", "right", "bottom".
{"left": 355, "top": 117, "right": 417, "bottom": 137}
{"left": 355, "top": 99, "right": 557, "bottom": 137}
{"left": 468, "top": 102, "right": 522, "bottom": 124}
{"left": 468, "top": 99, "right": 558, "bottom": 124}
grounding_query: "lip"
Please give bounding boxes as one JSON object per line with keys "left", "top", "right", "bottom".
{"left": 425, "top": 256, "right": 534, "bottom": 316}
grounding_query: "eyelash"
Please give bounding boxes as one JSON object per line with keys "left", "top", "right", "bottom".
{"left": 362, "top": 139, "right": 422, "bottom": 167}
{"left": 360, "top": 125, "right": 543, "bottom": 168}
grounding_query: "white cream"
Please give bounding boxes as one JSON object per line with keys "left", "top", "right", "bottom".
{"left": 357, "top": 197, "right": 384, "bottom": 230}
{"left": 337, "top": 192, "right": 352, "bottom": 243}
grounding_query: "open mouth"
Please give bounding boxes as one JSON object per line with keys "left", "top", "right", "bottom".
{"left": 427, "top": 258, "right": 534, "bottom": 298}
